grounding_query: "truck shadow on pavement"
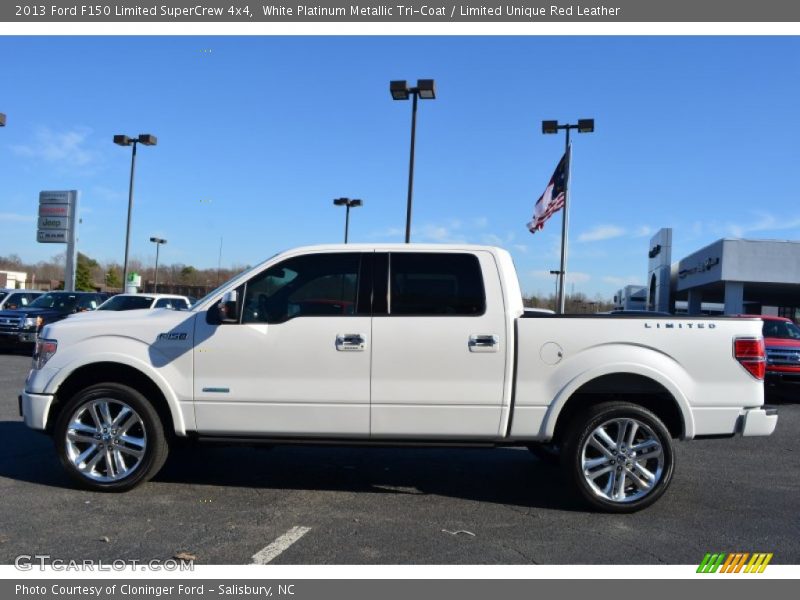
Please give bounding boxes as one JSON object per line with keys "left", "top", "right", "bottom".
{"left": 156, "top": 443, "right": 584, "bottom": 511}
{"left": 766, "top": 388, "right": 800, "bottom": 404}
{"left": 0, "top": 421, "right": 583, "bottom": 511}
{"left": 0, "top": 421, "right": 73, "bottom": 488}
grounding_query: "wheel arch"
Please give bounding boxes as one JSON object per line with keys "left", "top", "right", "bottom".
{"left": 45, "top": 360, "right": 186, "bottom": 436}
{"left": 543, "top": 367, "right": 694, "bottom": 443}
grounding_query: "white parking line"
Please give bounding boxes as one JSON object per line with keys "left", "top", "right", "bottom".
{"left": 251, "top": 526, "right": 311, "bottom": 565}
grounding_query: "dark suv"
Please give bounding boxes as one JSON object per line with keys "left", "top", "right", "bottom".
{"left": 0, "top": 291, "right": 106, "bottom": 351}
{"left": 0, "top": 289, "right": 43, "bottom": 311}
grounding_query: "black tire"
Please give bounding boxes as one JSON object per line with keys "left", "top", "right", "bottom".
{"left": 54, "top": 383, "right": 169, "bottom": 492}
{"left": 526, "top": 442, "right": 561, "bottom": 466}
{"left": 561, "top": 402, "right": 674, "bottom": 513}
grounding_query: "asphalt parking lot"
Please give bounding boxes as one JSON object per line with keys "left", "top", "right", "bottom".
{"left": 1, "top": 352, "right": 798, "bottom": 565}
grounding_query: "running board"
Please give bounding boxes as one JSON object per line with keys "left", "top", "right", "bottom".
{"left": 191, "top": 435, "right": 503, "bottom": 449}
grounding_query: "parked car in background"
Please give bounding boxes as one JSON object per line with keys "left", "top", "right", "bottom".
{"left": 0, "top": 291, "right": 106, "bottom": 350}
{"left": 96, "top": 293, "right": 191, "bottom": 312}
{"left": 0, "top": 289, "right": 43, "bottom": 311}
{"left": 737, "top": 315, "right": 800, "bottom": 388}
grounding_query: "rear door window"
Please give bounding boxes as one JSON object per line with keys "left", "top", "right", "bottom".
{"left": 389, "top": 253, "right": 485, "bottom": 316}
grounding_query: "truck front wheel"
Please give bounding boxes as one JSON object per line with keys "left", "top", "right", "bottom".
{"left": 54, "top": 383, "right": 169, "bottom": 492}
{"left": 562, "top": 402, "right": 674, "bottom": 513}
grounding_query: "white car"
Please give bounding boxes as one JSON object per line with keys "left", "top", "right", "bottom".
{"left": 96, "top": 293, "right": 191, "bottom": 312}
{"left": 20, "top": 244, "right": 776, "bottom": 512}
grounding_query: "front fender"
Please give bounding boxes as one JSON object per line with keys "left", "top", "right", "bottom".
{"left": 42, "top": 339, "right": 193, "bottom": 435}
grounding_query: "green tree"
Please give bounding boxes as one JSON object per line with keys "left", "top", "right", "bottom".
{"left": 74, "top": 253, "right": 98, "bottom": 291}
{"left": 180, "top": 265, "right": 197, "bottom": 283}
{"left": 105, "top": 266, "right": 122, "bottom": 289}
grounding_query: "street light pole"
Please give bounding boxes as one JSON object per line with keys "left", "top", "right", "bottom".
{"left": 345, "top": 203, "right": 351, "bottom": 243}
{"left": 559, "top": 126, "right": 571, "bottom": 315}
{"left": 405, "top": 91, "right": 418, "bottom": 244}
{"left": 542, "top": 119, "right": 594, "bottom": 313}
{"left": 114, "top": 133, "right": 157, "bottom": 292}
{"left": 123, "top": 141, "right": 137, "bottom": 291}
{"left": 0, "top": 113, "right": 6, "bottom": 127}
{"left": 149, "top": 237, "right": 167, "bottom": 293}
{"left": 333, "top": 198, "right": 363, "bottom": 243}
{"left": 390, "top": 79, "right": 436, "bottom": 243}
{"left": 549, "top": 269, "right": 562, "bottom": 309}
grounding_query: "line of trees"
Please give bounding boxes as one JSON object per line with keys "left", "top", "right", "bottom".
{"left": 523, "top": 292, "right": 614, "bottom": 313}
{"left": 0, "top": 253, "right": 250, "bottom": 293}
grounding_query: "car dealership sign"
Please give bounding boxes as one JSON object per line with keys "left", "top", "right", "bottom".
{"left": 37, "top": 190, "right": 79, "bottom": 291}
{"left": 37, "top": 191, "right": 77, "bottom": 240}
{"left": 38, "top": 216, "right": 69, "bottom": 230}
{"left": 36, "top": 230, "right": 68, "bottom": 243}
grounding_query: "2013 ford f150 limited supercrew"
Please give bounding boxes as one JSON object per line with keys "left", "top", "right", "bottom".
{"left": 20, "top": 245, "right": 778, "bottom": 511}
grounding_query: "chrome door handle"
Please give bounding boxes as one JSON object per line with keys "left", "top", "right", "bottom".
{"left": 336, "top": 333, "right": 365, "bottom": 351}
{"left": 469, "top": 334, "right": 499, "bottom": 353}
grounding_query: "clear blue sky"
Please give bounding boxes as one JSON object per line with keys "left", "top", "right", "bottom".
{"left": 1, "top": 36, "right": 798, "bottom": 297}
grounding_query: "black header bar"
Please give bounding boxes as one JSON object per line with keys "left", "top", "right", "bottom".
{"left": 3, "top": 1, "right": 800, "bottom": 23}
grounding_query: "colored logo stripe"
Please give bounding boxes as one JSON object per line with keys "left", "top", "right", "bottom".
{"left": 697, "top": 553, "right": 726, "bottom": 573}
{"left": 697, "top": 552, "right": 773, "bottom": 573}
{"left": 744, "top": 553, "right": 773, "bottom": 573}
{"left": 723, "top": 553, "right": 748, "bottom": 573}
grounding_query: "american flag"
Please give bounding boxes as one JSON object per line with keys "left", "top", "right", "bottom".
{"left": 527, "top": 152, "right": 567, "bottom": 234}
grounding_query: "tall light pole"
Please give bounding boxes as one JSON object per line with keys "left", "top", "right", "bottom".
{"left": 333, "top": 198, "right": 363, "bottom": 243}
{"left": 390, "top": 79, "right": 436, "bottom": 243}
{"left": 149, "top": 236, "right": 167, "bottom": 293}
{"left": 114, "top": 133, "right": 157, "bottom": 292}
{"left": 542, "top": 118, "right": 594, "bottom": 313}
{"left": 0, "top": 113, "right": 6, "bottom": 127}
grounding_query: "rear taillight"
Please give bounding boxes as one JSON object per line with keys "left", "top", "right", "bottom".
{"left": 734, "top": 337, "right": 766, "bottom": 380}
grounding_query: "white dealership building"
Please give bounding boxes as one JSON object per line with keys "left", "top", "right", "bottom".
{"left": 642, "top": 228, "right": 800, "bottom": 319}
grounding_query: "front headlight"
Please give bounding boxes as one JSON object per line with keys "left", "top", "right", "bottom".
{"left": 23, "top": 316, "right": 43, "bottom": 330}
{"left": 32, "top": 338, "right": 57, "bottom": 370}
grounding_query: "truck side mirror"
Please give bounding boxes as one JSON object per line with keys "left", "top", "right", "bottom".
{"left": 209, "top": 290, "right": 239, "bottom": 324}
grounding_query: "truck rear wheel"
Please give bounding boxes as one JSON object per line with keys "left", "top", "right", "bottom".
{"left": 561, "top": 402, "right": 674, "bottom": 513}
{"left": 54, "top": 383, "right": 169, "bottom": 492}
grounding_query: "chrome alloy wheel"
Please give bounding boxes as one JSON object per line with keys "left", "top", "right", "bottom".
{"left": 64, "top": 398, "right": 147, "bottom": 483}
{"left": 580, "top": 417, "right": 665, "bottom": 504}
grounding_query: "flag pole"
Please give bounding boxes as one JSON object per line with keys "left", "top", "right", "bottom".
{"left": 557, "top": 131, "right": 572, "bottom": 314}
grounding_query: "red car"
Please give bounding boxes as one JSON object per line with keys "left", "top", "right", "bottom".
{"left": 739, "top": 315, "right": 800, "bottom": 387}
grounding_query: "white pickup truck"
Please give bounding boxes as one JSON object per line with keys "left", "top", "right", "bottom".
{"left": 21, "top": 244, "right": 777, "bottom": 512}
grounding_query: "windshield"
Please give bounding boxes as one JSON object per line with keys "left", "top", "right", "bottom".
{"left": 28, "top": 293, "right": 79, "bottom": 311}
{"left": 98, "top": 296, "right": 154, "bottom": 311}
{"left": 763, "top": 319, "right": 800, "bottom": 341}
{"left": 0, "top": 292, "right": 6, "bottom": 303}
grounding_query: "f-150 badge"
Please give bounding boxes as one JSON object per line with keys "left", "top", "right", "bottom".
{"left": 158, "top": 332, "right": 188, "bottom": 341}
